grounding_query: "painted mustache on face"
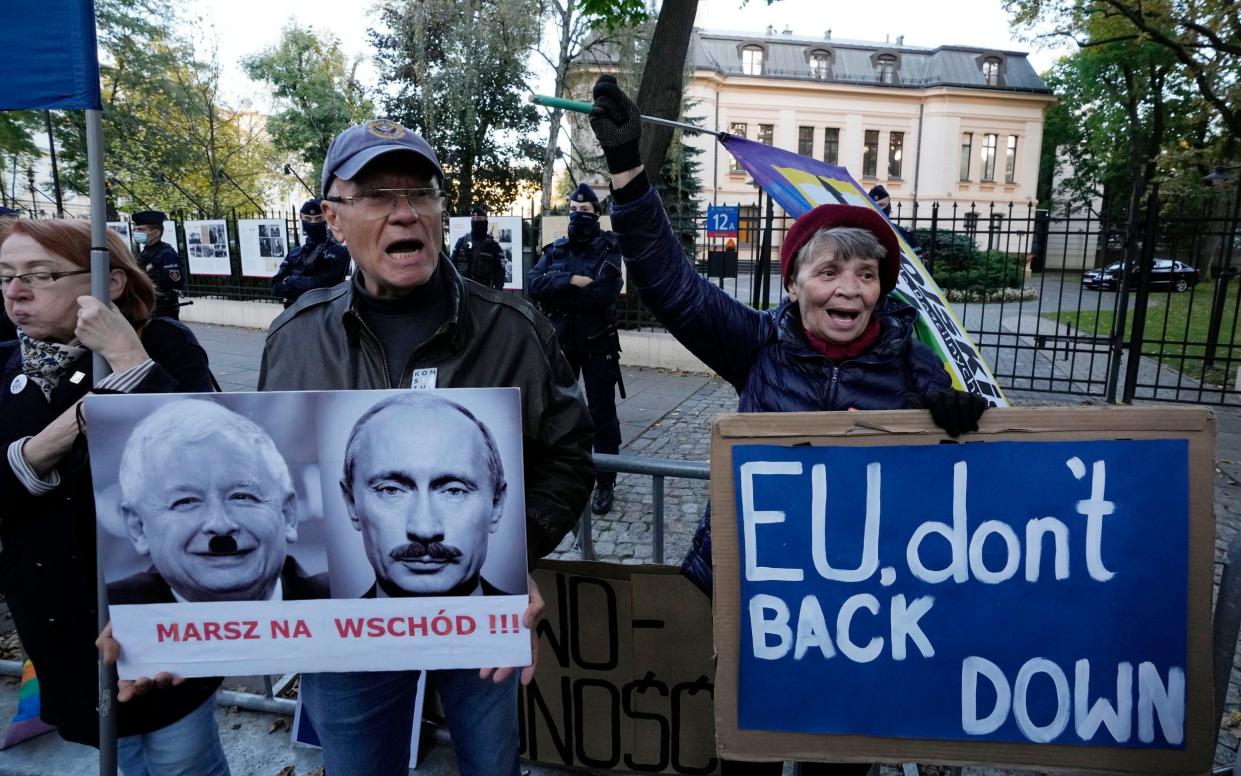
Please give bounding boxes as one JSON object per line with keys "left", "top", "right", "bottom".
{"left": 207, "top": 535, "right": 240, "bottom": 555}
{"left": 389, "top": 541, "right": 463, "bottom": 563}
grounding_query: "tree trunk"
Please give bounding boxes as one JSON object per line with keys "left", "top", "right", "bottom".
{"left": 540, "top": 0, "right": 574, "bottom": 213}
{"left": 635, "top": 0, "right": 697, "bottom": 176}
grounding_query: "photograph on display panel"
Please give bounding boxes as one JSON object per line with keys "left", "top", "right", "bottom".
{"left": 183, "top": 219, "right": 230, "bottom": 275}
{"left": 238, "top": 218, "right": 288, "bottom": 277}
{"left": 84, "top": 388, "right": 530, "bottom": 680}
{"left": 447, "top": 215, "right": 524, "bottom": 290}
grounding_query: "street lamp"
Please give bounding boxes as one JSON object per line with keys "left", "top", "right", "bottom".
{"left": 1201, "top": 165, "right": 1241, "bottom": 369}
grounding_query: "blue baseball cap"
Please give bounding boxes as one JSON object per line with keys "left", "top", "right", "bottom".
{"left": 321, "top": 119, "right": 443, "bottom": 194}
{"left": 0, "top": 206, "right": 18, "bottom": 218}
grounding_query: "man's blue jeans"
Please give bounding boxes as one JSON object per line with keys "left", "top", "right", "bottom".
{"left": 300, "top": 669, "right": 520, "bottom": 776}
{"left": 116, "top": 692, "right": 230, "bottom": 776}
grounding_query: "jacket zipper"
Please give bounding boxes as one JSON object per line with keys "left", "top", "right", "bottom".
{"left": 351, "top": 312, "right": 393, "bottom": 389}
{"left": 827, "top": 366, "right": 839, "bottom": 407}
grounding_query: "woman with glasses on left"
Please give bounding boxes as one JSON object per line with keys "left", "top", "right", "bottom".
{"left": 0, "top": 219, "right": 229, "bottom": 774}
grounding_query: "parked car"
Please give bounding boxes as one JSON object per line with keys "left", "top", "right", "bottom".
{"left": 1082, "top": 259, "right": 1199, "bottom": 292}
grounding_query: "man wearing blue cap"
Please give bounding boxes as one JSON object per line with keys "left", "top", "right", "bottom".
{"left": 132, "top": 210, "right": 184, "bottom": 319}
{"left": 449, "top": 204, "right": 507, "bottom": 289}
{"left": 271, "top": 198, "right": 351, "bottom": 307}
{"left": 528, "top": 182, "right": 624, "bottom": 514}
{"left": 254, "top": 119, "right": 593, "bottom": 775}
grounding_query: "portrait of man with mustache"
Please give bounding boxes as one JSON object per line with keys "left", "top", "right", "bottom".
{"left": 108, "top": 399, "right": 329, "bottom": 604}
{"left": 340, "top": 392, "right": 512, "bottom": 598}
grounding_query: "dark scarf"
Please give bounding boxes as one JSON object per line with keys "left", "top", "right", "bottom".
{"left": 17, "top": 329, "right": 86, "bottom": 401}
{"left": 803, "top": 316, "right": 881, "bottom": 362}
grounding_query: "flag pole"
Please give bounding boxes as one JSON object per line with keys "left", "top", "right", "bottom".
{"left": 528, "top": 94, "right": 725, "bottom": 140}
{"left": 86, "top": 106, "right": 118, "bottom": 776}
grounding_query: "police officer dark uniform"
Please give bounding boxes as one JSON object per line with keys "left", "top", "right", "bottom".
{"left": 132, "top": 210, "right": 184, "bottom": 320}
{"left": 449, "top": 204, "right": 506, "bottom": 289}
{"left": 272, "top": 198, "right": 351, "bottom": 307}
{"left": 528, "top": 183, "right": 623, "bottom": 514}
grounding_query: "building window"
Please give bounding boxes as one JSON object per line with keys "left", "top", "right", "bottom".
{"left": 1005, "top": 135, "right": 1018, "bottom": 183}
{"left": 964, "top": 211, "right": 979, "bottom": 235}
{"left": 729, "top": 122, "right": 747, "bottom": 171}
{"left": 863, "top": 129, "right": 879, "bottom": 177}
{"left": 987, "top": 213, "right": 1005, "bottom": 251}
{"left": 982, "top": 58, "right": 1001, "bottom": 86}
{"left": 981, "top": 133, "right": 998, "bottom": 181}
{"left": 810, "top": 51, "right": 830, "bottom": 80}
{"left": 888, "top": 131, "right": 904, "bottom": 179}
{"left": 742, "top": 46, "right": 764, "bottom": 76}
{"left": 757, "top": 124, "right": 774, "bottom": 146}
{"left": 798, "top": 126, "right": 814, "bottom": 157}
{"left": 876, "top": 55, "right": 897, "bottom": 84}
{"left": 959, "top": 133, "right": 973, "bottom": 181}
{"left": 823, "top": 127, "right": 840, "bottom": 165}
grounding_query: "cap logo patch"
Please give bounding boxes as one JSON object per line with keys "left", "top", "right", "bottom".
{"left": 366, "top": 120, "right": 406, "bottom": 139}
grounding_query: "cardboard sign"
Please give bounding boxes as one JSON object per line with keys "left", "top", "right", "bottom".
{"left": 84, "top": 388, "right": 531, "bottom": 679}
{"left": 519, "top": 562, "right": 719, "bottom": 774}
{"left": 711, "top": 407, "right": 1215, "bottom": 774}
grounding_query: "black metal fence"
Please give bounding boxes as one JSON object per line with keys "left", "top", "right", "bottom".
{"left": 141, "top": 189, "right": 1239, "bottom": 406}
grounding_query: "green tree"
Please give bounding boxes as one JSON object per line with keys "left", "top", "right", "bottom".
{"left": 0, "top": 112, "right": 40, "bottom": 211}
{"left": 242, "top": 25, "right": 374, "bottom": 192}
{"left": 371, "top": 0, "right": 542, "bottom": 214}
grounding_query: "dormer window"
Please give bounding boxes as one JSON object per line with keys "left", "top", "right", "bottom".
{"left": 982, "top": 57, "right": 1000, "bottom": 86}
{"left": 876, "top": 54, "right": 897, "bottom": 84}
{"left": 809, "top": 51, "right": 830, "bottom": 79}
{"left": 742, "top": 45, "right": 765, "bottom": 75}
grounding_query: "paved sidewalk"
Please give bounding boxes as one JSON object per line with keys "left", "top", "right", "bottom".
{"left": 2, "top": 322, "right": 1238, "bottom": 775}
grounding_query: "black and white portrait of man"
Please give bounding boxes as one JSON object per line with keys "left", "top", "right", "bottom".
{"left": 105, "top": 398, "right": 329, "bottom": 604}
{"left": 340, "top": 393, "right": 516, "bottom": 598}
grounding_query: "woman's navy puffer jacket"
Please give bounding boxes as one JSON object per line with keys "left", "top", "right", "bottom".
{"left": 611, "top": 186, "right": 952, "bottom": 595}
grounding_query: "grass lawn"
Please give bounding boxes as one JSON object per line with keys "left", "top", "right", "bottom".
{"left": 1052, "top": 282, "right": 1240, "bottom": 387}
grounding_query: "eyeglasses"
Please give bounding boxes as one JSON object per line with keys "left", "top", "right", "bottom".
{"left": 324, "top": 188, "right": 443, "bottom": 220}
{"left": 0, "top": 269, "right": 92, "bottom": 289}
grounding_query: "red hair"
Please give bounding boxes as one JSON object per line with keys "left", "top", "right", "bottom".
{"left": 0, "top": 219, "right": 155, "bottom": 323}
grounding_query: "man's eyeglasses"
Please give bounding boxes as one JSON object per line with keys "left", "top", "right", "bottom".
{"left": 324, "top": 188, "right": 443, "bottom": 220}
{"left": 0, "top": 270, "right": 92, "bottom": 289}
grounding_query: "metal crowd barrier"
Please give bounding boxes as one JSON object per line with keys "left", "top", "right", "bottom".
{"left": 3, "top": 455, "right": 1239, "bottom": 774}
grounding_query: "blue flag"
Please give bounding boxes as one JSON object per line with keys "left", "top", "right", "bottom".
{"left": 0, "top": 0, "right": 102, "bottom": 110}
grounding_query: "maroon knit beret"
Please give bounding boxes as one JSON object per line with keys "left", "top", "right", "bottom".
{"left": 779, "top": 204, "right": 903, "bottom": 295}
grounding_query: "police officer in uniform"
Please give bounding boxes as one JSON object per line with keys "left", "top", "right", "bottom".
{"left": 528, "top": 183, "right": 623, "bottom": 514}
{"left": 868, "top": 184, "right": 925, "bottom": 269}
{"left": 272, "top": 198, "right": 351, "bottom": 307}
{"left": 449, "top": 204, "right": 506, "bottom": 289}
{"left": 132, "top": 210, "right": 184, "bottom": 320}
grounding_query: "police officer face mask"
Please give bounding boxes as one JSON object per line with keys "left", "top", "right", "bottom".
{"left": 567, "top": 209, "right": 599, "bottom": 242}
{"left": 134, "top": 230, "right": 149, "bottom": 246}
{"left": 303, "top": 218, "right": 328, "bottom": 242}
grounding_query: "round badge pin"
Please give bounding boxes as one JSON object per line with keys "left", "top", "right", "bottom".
{"left": 10, "top": 374, "right": 27, "bottom": 395}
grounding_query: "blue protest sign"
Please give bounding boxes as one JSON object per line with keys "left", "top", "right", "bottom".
{"left": 707, "top": 205, "right": 739, "bottom": 239}
{"left": 731, "top": 437, "right": 1190, "bottom": 748}
{"left": 0, "top": 0, "right": 102, "bottom": 110}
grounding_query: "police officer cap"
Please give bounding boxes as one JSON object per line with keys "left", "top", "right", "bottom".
{"left": 867, "top": 184, "right": 890, "bottom": 201}
{"left": 470, "top": 204, "right": 487, "bottom": 217}
{"left": 301, "top": 198, "right": 323, "bottom": 216}
{"left": 321, "top": 119, "right": 443, "bottom": 195}
{"left": 569, "top": 183, "right": 599, "bottom": 206}
{"left": 0, "top": 206, "right": 18, "bottom": 218}
{"left": 132, "top": 210, "right": 167, "bottom": 226}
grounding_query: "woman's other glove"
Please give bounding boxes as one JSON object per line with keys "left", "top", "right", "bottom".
{"left": 590, "top": 75, "right": 643, "bottom": 174}
{"left": 926, "top": 390, "right": 989, "bottom": 438}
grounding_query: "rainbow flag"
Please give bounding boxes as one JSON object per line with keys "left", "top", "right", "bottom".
{"left": 0, "top": 660, "right": 55, "bottom": 749}
{"left": 720, "top": 134, "right": 1007, "bottom": 406}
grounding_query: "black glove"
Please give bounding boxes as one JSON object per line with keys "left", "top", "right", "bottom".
{"left": 926, "top": 390, "right": 988, "bottom": 438}
{"left": 590, "top": 75, "right": 643, "bottom": 174}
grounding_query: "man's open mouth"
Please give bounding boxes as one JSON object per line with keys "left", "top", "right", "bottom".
{"left": 385, "top": 239, "right": 424, "bottom": 257}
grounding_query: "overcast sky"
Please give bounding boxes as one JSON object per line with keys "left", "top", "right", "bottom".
{"left": 203, "top": 0, "right": 1072, "bottom": 110}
